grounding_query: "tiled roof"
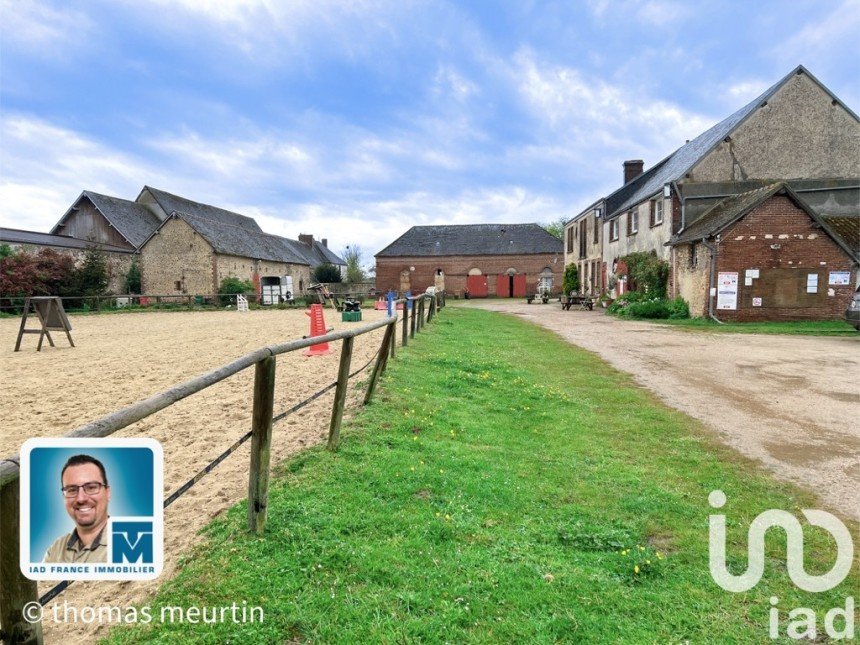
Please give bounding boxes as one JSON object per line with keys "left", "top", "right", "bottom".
{"left": 83, "top": 191, "right": 162, "bottom": 248}
{"left": 669, "top": 182, "right": 859, "bottom": 262}
{"left": 376, "top": 223, "right": 563, "bottom": 257}
{"left": 143, "top": 186, "right": 263, "bottom": 233}
{"left": 0, "top": 228, "right": 134, "bottom": 253}
{"left": 173, "top": 212, "right": 309, "bottom": 265}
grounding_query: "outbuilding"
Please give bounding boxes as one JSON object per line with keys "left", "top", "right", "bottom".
{"left": 668, "top": 182, "right": 858, "bottom": 321}
{"left": 375, "top": 223, "right": 563, "bottom": 297}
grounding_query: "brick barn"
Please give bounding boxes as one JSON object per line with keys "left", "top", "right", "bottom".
{"left": 375, "top": 224, "right": 564, "bottom": 297}
{"left": 668, "top": 182, "right": 858, "bottom": 321}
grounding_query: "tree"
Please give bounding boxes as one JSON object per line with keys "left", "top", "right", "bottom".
{"left": 313, "top": 263, "right": 342, "bottom": 283}
{"left": 620, "top": 251, "right": 669, "bottom": 297}
{"left": 124, "top": 260, "right": 142, "bottom": 294}
{"left": 562, "top": 263, "right": 580, "bottom": 295}
{"left": 0, "top": 248, "right": 76, "bottom": 310}
{"left": 542, "top": 217, "right": 567, "bottom": 240}
{"left": 74, "top": 246, "right": 110, "bottom": 297}
{"left": 341, "top": 245, "right": 366, "bottom": 283}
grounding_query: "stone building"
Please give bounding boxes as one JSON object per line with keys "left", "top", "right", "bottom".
{"left": 564, "top": 65, "right": 860, "bottom": 305}
{"left": 37, "top": 185, "right": 344, "bottom": 300}
{"left": 375, "top": 223, "right": 563, "bottom": 297}
{"left": 668, "top": 183, "right": 857, "bottom": 321}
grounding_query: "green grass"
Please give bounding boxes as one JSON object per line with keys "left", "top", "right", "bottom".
{"left": 653, "top": 317, "right": 857, "bottom": 336}
{"left": 105, "top": 308, "right": 857, "bottom": 643}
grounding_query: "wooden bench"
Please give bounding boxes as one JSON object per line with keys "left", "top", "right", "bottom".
{"left": 561, "top": 295, "right": 595, "bottom": 311}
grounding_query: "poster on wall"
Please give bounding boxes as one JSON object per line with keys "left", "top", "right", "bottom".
{"left": 717, "top": 272, "right": 739, "bottom": 310}
{"left": 752, "top": 297, "right": 762, "bottom": 307}
{"left": 828, "top": 271, "right": 850, "bottom": 286}
{"left": 806, "top": 273, "right": 819, "bottom": 294}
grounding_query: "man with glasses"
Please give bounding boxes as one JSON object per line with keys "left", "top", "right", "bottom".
{"left": 44, "top": 454, "right": 111, "bottom": 563}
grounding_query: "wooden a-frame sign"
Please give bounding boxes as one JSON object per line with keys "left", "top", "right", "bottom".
{"left": 14, "top": 297, "right": 75, "bottom": 351}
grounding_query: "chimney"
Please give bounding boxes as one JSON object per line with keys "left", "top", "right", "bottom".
{"left": 623, "top": 160, "right": 644, "bottom": 184}
{"left": 321, "top": 238, "right": 328, "bottom": 248}
{"left": 299, "top": 233, "right": 314, "bottom": 247}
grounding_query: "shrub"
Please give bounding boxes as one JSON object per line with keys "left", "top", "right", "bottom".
{"left": 562, "top": 263, "right": 580, "bottom": 295}
{"left": 313, "top": 263, "right": 342, "bottom": 283}
{"left": 624, "top": 300, "right": 671, "bottom": 319}
{"left": 218, "top": 276, "right": 254, "bottom": 306}
{"left": 667, "top": 296, "right": 690, "bottom": 319}
{"left": 124, "top": 260, "right": 142, "bottom": 294}
{"left": 620, "top": 251, "right": 669, "bottom": 297}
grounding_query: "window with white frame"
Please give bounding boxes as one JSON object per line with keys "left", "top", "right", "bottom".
{"left": 609, "top": 218, "right": 619, "bottom": 241}
{"left": 628, "top": 210, "right": 638, "bottom": 235}
{"left": 651, "top": 198, "right": 663, "bottom": 226}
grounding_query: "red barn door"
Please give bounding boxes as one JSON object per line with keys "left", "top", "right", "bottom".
{"left": 495, "top": 274, "right": 510, "bottom": 297}
{"left": 466, "top": 274, "right": 488, "bottom": 297}
{"left": 512, "top": 274, "right": 527, "bottom": 297}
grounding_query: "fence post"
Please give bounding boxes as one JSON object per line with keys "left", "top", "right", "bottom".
{"left": 248, "top": 355, "right": 276, "bottom": 534}
{"left": 363, "top": 323, "right": 394, "bottom": 405}
{"left": 401, "top": 302, "right": 408, "bottom": 347}
{"left": 327, "top": 337, "right": 354, "bottom": 450}
{"left": 427, "top": 296, "right": 435, "bottom": 323}
{"left": 389, "top": 316, "right": 396, "bottom": 360}
{"left": 409, "top": 299, "right": 417, "bottom": 339}
{"left": 0, "top": 478, "right": 44, "bottom": 645}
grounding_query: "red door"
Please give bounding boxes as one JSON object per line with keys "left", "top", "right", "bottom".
{"left": 496, "top": 274, "right": 510, "bottom": 297}
{"left": 512, "top": 274, "right": 527, "bottom": 297}
{"left": 466, "top": 274, "right": 488, "bottom": 297}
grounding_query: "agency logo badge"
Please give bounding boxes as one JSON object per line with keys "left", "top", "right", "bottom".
{"left": 19, "top": 438, "right": 164, "bottom": 581}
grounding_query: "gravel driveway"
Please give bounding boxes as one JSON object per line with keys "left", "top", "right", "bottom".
{"left": 469, "top": 301, "right": 860, "bottom": 521}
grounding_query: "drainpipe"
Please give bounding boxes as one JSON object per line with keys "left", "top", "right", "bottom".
{"left": 700, "top": 237, "right": 724, "bottom": 324}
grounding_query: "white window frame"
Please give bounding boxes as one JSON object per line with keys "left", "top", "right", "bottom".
{"left": 653, "top": 198, "right": 663, "bottom": 225}
{"left": 629, "top": 210, "right": 638, "bottom": 235}
{"left": 610, "top": 219, "right": 619, "bottom": 241}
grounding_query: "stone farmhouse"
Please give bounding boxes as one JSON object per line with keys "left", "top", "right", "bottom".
{"left": 38, "top": 185, "right": 345, "bottom": 301}
{"left": 375, "top": 223, "right": 563, "bottom": 297}
{"left": 564, "top": 65, "right": 860, "bottom": 320}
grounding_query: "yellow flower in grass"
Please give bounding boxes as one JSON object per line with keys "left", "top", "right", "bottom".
{"left": 634, "top": 565, "right": 640, "bottom": 574}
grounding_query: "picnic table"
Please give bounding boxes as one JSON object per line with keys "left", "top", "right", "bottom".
{"left": 561, "top": 295, "right": 595, "bottom": 311}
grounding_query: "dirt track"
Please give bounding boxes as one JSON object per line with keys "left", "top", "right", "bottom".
{"left": 470, "top": 301, "right": 860, "bottom": 522}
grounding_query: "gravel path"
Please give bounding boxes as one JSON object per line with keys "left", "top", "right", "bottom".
{"left": 469, "top": 301, "right": 860, "bottom": 521}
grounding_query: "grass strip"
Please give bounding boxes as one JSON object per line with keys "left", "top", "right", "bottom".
{"left": 106, "top": 307, "right": 857, "bottom": 643}
{"left": 651, "top": 317, "right": 856, "bottom": 335}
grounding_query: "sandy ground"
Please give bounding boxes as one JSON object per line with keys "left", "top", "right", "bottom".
{"left": 470, "top": 300, "right": 860, "bottom": 523}
{"left": 0, "top": 307, "right": 390, "bottom": 644}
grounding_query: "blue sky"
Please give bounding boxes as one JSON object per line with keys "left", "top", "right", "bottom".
{"left": 1, "top": 1, "right": 858, "bottom": 265}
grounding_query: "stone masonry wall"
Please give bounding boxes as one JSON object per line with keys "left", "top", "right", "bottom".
{"left": 140, "top": 218, "right": 215, "bottom": 295}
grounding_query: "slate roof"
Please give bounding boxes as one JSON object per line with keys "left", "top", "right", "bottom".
{"left": 280, "top": 239, "right": 345, "bottom": 267}
{"left": 163, "top": 212, "right": 309, "bottom": 265}
{"left": 608, "top": 65, "right": 858, "bottom": 219}
{"left": 376, "top": 224, "right": 563, "bottom": 257}
{"left": 668, "top": 182, "right": 859, "bottom": 262}
{"left": 820, "top": 216, "right": 860, "bottom": 254}
{"left": 142, "top": 186, "right": 263, "bottom": 233}
{"left": 51, "top": 191, "right": 161, "bottom": 248}
{"left": 0, "top": 227, "right": 133, "bottom": 254}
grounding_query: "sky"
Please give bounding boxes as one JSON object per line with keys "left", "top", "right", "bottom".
{"left": 1, "top": 0, "right": 859, "bottom": 268}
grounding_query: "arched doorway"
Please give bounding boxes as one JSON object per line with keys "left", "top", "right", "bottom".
{"left": 466, "top": 268, "right": 488, "bottom": 297}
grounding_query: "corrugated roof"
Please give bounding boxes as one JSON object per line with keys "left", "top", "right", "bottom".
{"left": 609, "top": 65, "right": 850, "bottom": 218}
{"left": 83, "top": 191, "right": 162, "bottom": 248}
{"left": 0, "top": 228, "right": 134, "bottom": 253}
{"left": 143, "top": 186, "right": 263, "bottom": 233}
{"left": 376, "top": 223, "right": 563, "bottom": 257}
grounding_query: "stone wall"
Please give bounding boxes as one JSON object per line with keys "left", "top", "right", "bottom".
{"left": 376, "top": 253, "right": 564, "bottom": 296}
{"left": 214, "top": 254, "right": 311, "bottom": 296}
{"left": 140, "top": 218, "right": 215, "bottom": 295}
{"left": 691, "top": 72, "right": 860, "bottom": 182}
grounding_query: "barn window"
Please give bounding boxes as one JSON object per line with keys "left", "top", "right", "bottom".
{"left": 690, "top": 243, "right": 698, "bottom": 268}
{"left": 174, "top": 280, "right": 182, "bottom": 291}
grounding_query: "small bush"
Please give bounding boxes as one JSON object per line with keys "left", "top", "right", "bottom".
{"left": 624, "top": 300, "right": 671, "bottom": 319}
{"left": 218, "top": 277, "right": 254, "bottom": 306}
{"left": 667, "top": 297, "right": 690, "bottom": 319}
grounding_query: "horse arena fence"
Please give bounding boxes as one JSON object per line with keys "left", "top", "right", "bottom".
{"left": 0, "top": 292, "right": 444, "bottom": 644}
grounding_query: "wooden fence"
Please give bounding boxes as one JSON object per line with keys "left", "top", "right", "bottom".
{"left": 0, "top": 292, "right": 444, "bottom": 644}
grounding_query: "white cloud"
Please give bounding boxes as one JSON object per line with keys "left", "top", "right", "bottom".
{"left": 0, "top": 0, "right": 95, "bottom": 59}
{"left": 0, "top": 116, "right": 163, "bottom": 230}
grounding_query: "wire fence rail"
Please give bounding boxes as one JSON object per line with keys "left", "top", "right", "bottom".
{"left": 0, "top": 292, "right": 444, "bottom": 644}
